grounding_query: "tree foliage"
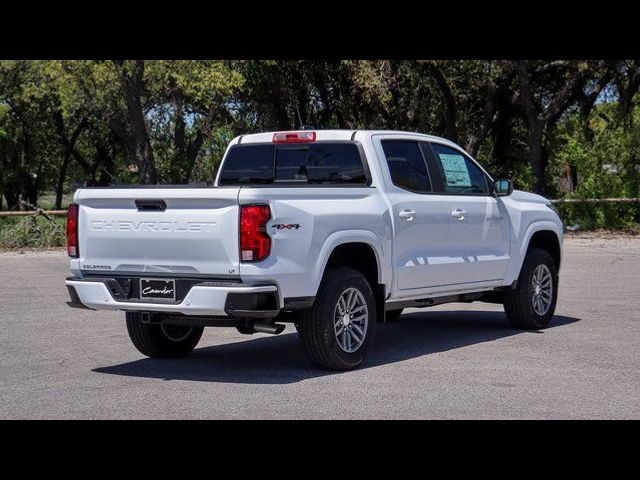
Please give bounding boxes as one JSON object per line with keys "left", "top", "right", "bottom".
{"left": 1, "top": 60, "right": 639, "bottom": 217}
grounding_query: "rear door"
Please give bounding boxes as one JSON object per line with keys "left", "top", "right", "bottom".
{"left": 77, "top": 187, "right": 241, "bottom": 277}
{"left": 427, "top": 142, "right": 511, "bottom": 284}
{"left": 373, "top": 137, "right": 455, "bottom": 290}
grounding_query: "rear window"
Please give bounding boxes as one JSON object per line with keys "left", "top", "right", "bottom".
{"left": 218, "top": 143, "right": 367, "bottom": 186}
{"left": 217, "top": 144, "right": 274, "bottom": 185}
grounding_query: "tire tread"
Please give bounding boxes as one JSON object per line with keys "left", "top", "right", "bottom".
{"left": 504, "top": 248, "right": 557, "bottom": 330}
{"left": 296, "top": 266, "right": 376, "bottom": 370}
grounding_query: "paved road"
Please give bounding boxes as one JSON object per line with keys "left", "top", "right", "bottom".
{"left": 1, "top": 236, "right": 639, "bottom": 419}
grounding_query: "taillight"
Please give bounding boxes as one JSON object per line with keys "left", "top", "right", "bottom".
{"left": 240, "top": 205, "right": 271, "bottom": 262}
{"left": 67, "top": 203, "right": 79, "bottom": 258}
{"left": 272, "top": 131, "right": 316, "bottom": 143}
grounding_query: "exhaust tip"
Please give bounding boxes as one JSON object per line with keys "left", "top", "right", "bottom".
{"left": 252, "top": 321, "right": 286, "bottom": 335}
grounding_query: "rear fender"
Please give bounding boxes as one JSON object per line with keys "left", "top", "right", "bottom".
{"left": 313, "top": 231, "right": 388, "bottom": 297}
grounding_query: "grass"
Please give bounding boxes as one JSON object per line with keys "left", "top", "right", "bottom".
{"left": 34, "top": 193, "right": 74, "bottom": 211}
{"left": 0, "top": 215, "right": 66, "bottom": 250}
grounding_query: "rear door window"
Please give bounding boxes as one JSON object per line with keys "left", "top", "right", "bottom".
{"left": 381, "top": 140, "right": 432, "bottom": 193}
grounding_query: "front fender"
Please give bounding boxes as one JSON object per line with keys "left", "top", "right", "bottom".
{"left": 503, "top": 220, "right": 563, "bottom": 285}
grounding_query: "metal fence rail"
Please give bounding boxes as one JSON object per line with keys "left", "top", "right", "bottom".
{"left": 0, "top": 198, "right": 638, "bottom": 217}
{"left": 550, "top": 198, "right": 640, "bottom": 204}
{"left": 0, "top": 210, "right": 68, "bottom": 217}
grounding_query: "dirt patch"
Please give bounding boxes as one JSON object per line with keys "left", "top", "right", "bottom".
{"left": 565, "top": 227, "right": 640, "bottom": 240}
{"left": 0, "top": 247, "right": 66, "bottom": 256}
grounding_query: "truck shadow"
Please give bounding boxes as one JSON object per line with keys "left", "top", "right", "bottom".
{"left": 93, "top": 311, "right": 580, "bottom": 385}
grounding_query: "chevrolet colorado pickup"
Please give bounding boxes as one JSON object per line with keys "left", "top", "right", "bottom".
{"left": 65, "top": 130, "right": 562, "bottom": 370}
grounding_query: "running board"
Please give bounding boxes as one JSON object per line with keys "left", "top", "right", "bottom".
{"left": 385, "top": 292, "right": 485, "bottom": 311}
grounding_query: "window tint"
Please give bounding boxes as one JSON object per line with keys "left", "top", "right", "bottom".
{"left": 307, "top": 143, "right": 366, "bottom": 184}
{"left": 276, "top": 147, "right": 308, "bottom": 182}
{"left": 381, "top": 140, "right": 431, "bottom": 193}
{"left": 430, "top": 143, "right": 488, "bottom": 194}
{"left": 218, "top": 144, "right": 275, "bottom": 185}
{"left": 219, "top": 142, "right": 366, "bottom": 186}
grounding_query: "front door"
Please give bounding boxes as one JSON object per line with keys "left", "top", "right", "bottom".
{"left": 427, "top": 142, "right": 511, "bottom": 284}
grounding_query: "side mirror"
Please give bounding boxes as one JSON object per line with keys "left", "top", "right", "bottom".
{"left": 493, "top": 179, "right": 513, "bottom": 196}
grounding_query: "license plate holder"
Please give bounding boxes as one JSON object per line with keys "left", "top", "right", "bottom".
{"left": 140, "top": 278, "right": 176, "bottom": 301}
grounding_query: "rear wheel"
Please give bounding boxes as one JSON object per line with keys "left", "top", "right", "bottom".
{"left": 296, "top": 267, "right": 376, "bottom": 371}
{"left": 503, "top": 248, "right": 558, "bottom": 329}
{"left": 126, "top": 312, "right": 204, "bottom": 358}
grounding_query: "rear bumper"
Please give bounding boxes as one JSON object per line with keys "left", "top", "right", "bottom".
{"left": 65, "top": 277, "right": 280, "bottom": 317}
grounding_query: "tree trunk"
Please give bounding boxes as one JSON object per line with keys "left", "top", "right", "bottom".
{"left": 114, "top": 60, "right": 158, "bottom": 184}
{"left": 171, "top": 86, "right": 188, "bottom": 179}
{"left": 31, "top": 157, "right": 45, "bottom": 206}
{"left": 18, "top": 131, "right": 30, "bottom": 211}
{"left": 54, "top": 112, "right": 87, "bottom": 208}
{"left": 618, "top": 63, "right": 640, "bottom": 118}
{"left": 313, "top": 64, "right": 334, "bottom": 127}
{"left": 183, "top": 102, "right": 221, "bottom": 184}
{"left": 0, "top": 136, "right": 5, "bottom": 210}
{"left": 55, "top": 151, "right": 71, "bottom": 209}
{"left": 569, "top": 164, "right": 579, "bottom": 191}
{"left": 1, "top": 137, "right": 18, "bottom": 209}
{"left": 514, "top": 60, "right": 589, "bottom": 195}
{"left": 489, "top": 101, "right": 511, "bottom": 170}
{"left": 1, "top": 134, "right": 18, "bottom": 210}
{"left": 424, "top": 63, "right": 458, "bottom": 143}
{"left": 529, "top": 122, "right": 547, "bottom": 194}
{"left": 97, "top": 141, "right": 116, "bottom": 186}
{"left": 467, "top": 86, "right": 498, "bottom": 157}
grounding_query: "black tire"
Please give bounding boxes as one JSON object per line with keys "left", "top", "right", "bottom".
{"left": 296, "top": 266, "right": 376, "bottom": 371}
{"left": 126, "top": 312, "right": 204, "bottom": 358}
{"left": 385, "top": 308, "right": 404, "bottom": 322}
{"left": 503, "top": 248, "right": 558, "bottom": 329}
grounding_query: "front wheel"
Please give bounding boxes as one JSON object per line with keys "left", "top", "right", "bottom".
{"left": 126, "top": 312, "right": 204, "bottom": 358}
{"left": 296, "top": 267, "right": 376, "bottom": 371}
{"left": 503, "top": 248, "right": 558, "bottom": 329}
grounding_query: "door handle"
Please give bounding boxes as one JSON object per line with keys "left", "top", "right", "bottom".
{"left": 451, "top": 208, "right": 466, "bottom": 220}
{"left": 135, "top": 199, "right": 167, "bottom": 212}
{"left": 399, "top": 209, "right": 416, "bottom": 221}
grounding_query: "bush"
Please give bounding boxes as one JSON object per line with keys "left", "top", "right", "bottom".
{"left": 0, "top": 215, "right": 66, "bottom": 249}
{"left": 550, "top": 103, "right": 640, "bottom": 231}
{"left": 555, "top": 202, "right": 640, "bottom": 230}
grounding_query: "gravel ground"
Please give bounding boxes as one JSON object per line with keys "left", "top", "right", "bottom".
{"left": 0, "top": 236, "right": 639, "bottom": 419}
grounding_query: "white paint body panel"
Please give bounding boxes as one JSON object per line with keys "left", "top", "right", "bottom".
{"left": 69, "top": 130, "right": 563, "bottom": 314}
{"left": 71, "top": 187, "right": 241, "bottom": 278}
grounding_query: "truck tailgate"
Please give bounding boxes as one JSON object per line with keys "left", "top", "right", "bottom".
{"left": 75, "top": 188, "right": 240, "bottom": 277}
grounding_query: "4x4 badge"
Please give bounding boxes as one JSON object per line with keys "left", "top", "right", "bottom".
{"left": 272, "top": 223, "right": 302, "bottom": 230}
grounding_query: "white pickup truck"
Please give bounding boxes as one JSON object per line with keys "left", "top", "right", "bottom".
{"left": 65, "top": 130, "right": 562, "bottom": 370}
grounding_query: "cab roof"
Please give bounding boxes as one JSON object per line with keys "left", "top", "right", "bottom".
{"left": 232, "top": 129, "right": 459, "bottom": 148}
